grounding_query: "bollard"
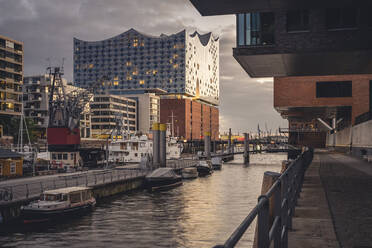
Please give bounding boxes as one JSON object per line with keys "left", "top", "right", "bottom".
{"left": 152, "top": 123, "right": 160, "bottom": 167}
{"left": 244, "top": 133, "right": 250, "bottom": 165}
{"left": 204, "top": 132, "right": 211, "bottom": 160}
{"left": 221, "top": 141, "right": 225, "bottom": 153}
{"left": 159, "top": 123, "right": 167, "bottom": 167}
{"left": 253, "top": 171, "right": 281, "bottom": 248}
{"left": 228, "top": 128, "right": 232, "bottom": 153}
{"left": 213, "top": 140, "right": 216, "bottom": 154}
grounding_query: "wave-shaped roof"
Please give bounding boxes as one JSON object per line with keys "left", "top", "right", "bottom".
{"left": 189, "top": 31, "right": 219, "bottom": 46}
{"left": 74, "top": 28, "right": 219, "bottom": 46}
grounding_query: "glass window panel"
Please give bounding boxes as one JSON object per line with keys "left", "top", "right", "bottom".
{"left": 238, "top": 14, "right": 245, "bottom": 46}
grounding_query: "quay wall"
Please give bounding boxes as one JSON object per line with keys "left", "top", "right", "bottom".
{"left": 0, "top": 176, "right": 145, "bottom": 225}
{"left": 326, "top": 120, "right": 372, "bottom": 157}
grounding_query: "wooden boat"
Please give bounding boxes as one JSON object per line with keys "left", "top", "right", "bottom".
{"left": 211, "top": 157, "right": 223, "bottom": 170}
{"left": 196, "top": 160, "right": 213, "bottom": 176}
{"left": 145, "top": 168, "right": 182, "bottom": 191}
{"left": 21, "top": 186, "right": 96, "bottom": 223}
{"left": 181, "top": 167, "right": 198, "bottom": 179}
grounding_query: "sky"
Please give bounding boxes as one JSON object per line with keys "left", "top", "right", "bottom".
{"left": 0, "top": 0, "right": 287, "bottom": 134}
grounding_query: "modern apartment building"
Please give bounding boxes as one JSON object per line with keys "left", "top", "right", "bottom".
{"left": 90, "top": 94, "right": 136, "bottom": 138}
{"left": 189, "top": 0, "right": 372, "bottom": 154}
{"left": 121, "top": 93, "right": 160, "bottom": 134}
{"left": 0, "top": 35, "right": 23, "bottom": 117}
{"left": 23, "top": 75, "right": 92, "bottom": 139}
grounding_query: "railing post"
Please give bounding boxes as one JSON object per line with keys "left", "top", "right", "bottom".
{"left": 86, "top": 175, "right": 88, "bottom": 186}
{"left": 257, "top": 196, "right": 270, "bottom": 248}
{"left": 53, "top": 179, "right": 56, "bottom": 189}
{"left": 26, "top": 184, "right": 29, "bottom": 199}
{"left": 281, "top": 172, "right": 289, "bottom": 247}
{"left": 76, "top": 177, "right": 78, "bottom": 186}
{"left": 40, "top": 182, "right": 44, "bottom": 192}
{"left": 111, "top": 171, "right": 113, "bottom": 182}
{"left": 65, "top": 178, "right": 68, "bottom": 187}
{"left": 274, "top": 181, "right": 282, "bottom": 248}
{"left": 94, "top": 174, "right": 97, "bottom": 184}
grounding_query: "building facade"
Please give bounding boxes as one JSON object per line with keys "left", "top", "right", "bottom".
{"left": 73, "top": 29, "right": 219, "bottom": 105}
{"left": 160, "top": 98, "right": 219, "bottom": 141}
{"left": 189, "top": 1, "right": 372, "bottom": 154}
{"left": 90, "top": 94, "right": 136, "bottom": 139}
{"left": 0, "top": 35, "right": 23, "bottom": 117}
{"left": 23, "top": 75, "right": 92, "bottom": 139}
{"left": 121, "top": 93, "right": 160, "bottom": 134}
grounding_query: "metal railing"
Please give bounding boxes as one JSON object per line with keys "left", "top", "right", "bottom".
{"left": 167, "top": 159, "right": 198, "bottom": 169}
{"left": 0, "top": 158, "right": 198, "bottom": 204}
{"left": 0, "top": 169, "right": 147, "bottom": 204}
{"left": 213, "top": 148, "right": 314, "bottom": 248}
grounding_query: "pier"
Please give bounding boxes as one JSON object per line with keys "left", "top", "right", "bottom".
{"left": 0, "top": 159, "right": 197, "bottom": 224}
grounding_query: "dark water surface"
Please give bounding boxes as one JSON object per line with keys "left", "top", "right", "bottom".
{"left": 0, "top": 154, "right": 286, "bottom": 248}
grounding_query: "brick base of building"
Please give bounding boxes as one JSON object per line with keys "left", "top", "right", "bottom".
{"left": 160, "top": 98, "right": 219, "bottom": 141}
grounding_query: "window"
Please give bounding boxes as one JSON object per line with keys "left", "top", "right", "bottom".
{"left": 237, "top": 12, "right": 275, "bottom": 46}
{"left": 316, "top": 81, "right": 352, "bottom": 98}
{"left": 70, "top": 192, "right": 81, "bottom": 203}
{"left": 326, "top": 8, "right": 357, "bottom": 30}
{"left": 10, "top": 162, "right": 16, "bottom": 174}
{"left": 57, "top": 154, "right": 62, "bottom": 160}
{"left": 52, "top": 154, "right": 57, "bottom": 160}
{"left": 287, "top": 10, "right": 309, "bottom": 32}
{"left": 63, "top": 154, "right": 68, "bottom": 160}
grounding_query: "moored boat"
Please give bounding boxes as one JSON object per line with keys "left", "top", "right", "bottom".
{"left": 196, "top": 160, "right": 213, "bottom": 176}
{"left": 145, "top": 168, "right": 182, "bottom": 191}
{"left": 211, "top": 157, "right": 223, "bottom": 170}
{"left": 181, "top": 167, "right": 198, "bottom": 179}
{"left": 21, "top": 186, "right": 96, "bottom": 224}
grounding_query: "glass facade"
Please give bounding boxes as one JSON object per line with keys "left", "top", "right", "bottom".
{"left": 73, "top": 29, "right": 186, "bottom": 94}
{"left": 237, "top": 12, "right": 275, "bottom": 46}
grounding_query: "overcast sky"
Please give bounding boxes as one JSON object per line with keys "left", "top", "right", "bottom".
{"left": 0, "top": 0, "right": 287, "bottom": 134}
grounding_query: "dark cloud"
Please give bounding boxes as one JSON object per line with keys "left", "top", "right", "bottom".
{"left": 0, "top": 0, "right": 287, "bottom": 133}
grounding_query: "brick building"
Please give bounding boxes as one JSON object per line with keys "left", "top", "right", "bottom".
{"left": 160, "top": 98, "right": 219, "bottom": 141}
{"left": 189, "top": 1, "right": 372, "bottom": 152}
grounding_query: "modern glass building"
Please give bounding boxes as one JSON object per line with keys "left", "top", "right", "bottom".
{"left": 73, "top": 28, "right": 219, "bottom": 106}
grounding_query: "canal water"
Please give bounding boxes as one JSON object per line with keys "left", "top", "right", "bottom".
{"left": 0, "top": 153, "right": 286, "bottom": 248}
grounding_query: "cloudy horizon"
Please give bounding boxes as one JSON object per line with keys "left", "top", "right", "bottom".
{"left": 0, "top": 0, "right": 287, "bottom": 134}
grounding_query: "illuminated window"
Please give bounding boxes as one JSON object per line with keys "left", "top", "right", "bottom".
{"left": 113, "top": 81, "right": 119, "bottom": 86}
{"left": 169, "top": 59, "right": 173, "bottom": 64}
{"left": 153, "top": 70, "right": 157, "bottom": 75}
{"left": 173, "top": 54, "right": 178, "bottom": 59}
{"left": 126, "top": 61, "right": 132, "bottom": 66}
{"left": 139, "top": 80, "right": 145, "bottom": 85}
{"left": 114, "top": 76, "right": 119, "bottom": 81}
{"left": 89, "top": 64, "right": 94, "bottom": 68}
{"left": 173, "top": 64, "right": 179, "bottom": 69}
{"left": 132, "top": 69, "right": 138, "bottom": 76}
{"left": 169, "top": 79, "right": 173, "bottom": 83}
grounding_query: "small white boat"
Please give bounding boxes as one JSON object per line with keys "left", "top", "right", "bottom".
{"left": 145, "top": 168, "right": 182, "bottom": 191}
{"left": 182, "top": 167, "right": 198, "bottom": 179}
{"left": 21, "top": 186, "right": 96, "bottom": 223}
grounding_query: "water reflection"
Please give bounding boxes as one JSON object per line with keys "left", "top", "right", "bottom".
{"left": 0, "top": 153, "right": 286, "bottom": 248}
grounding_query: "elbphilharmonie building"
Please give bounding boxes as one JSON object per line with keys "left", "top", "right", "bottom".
{"left": 73, "top": 29, "right": 219, "bottom": 106}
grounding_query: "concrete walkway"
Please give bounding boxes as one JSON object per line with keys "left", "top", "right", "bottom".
{"left": 288, "top": 151, "right": 339, "bottom": 248}
{"left": 320, "top": 151, "right": 372, "bottom": 248}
